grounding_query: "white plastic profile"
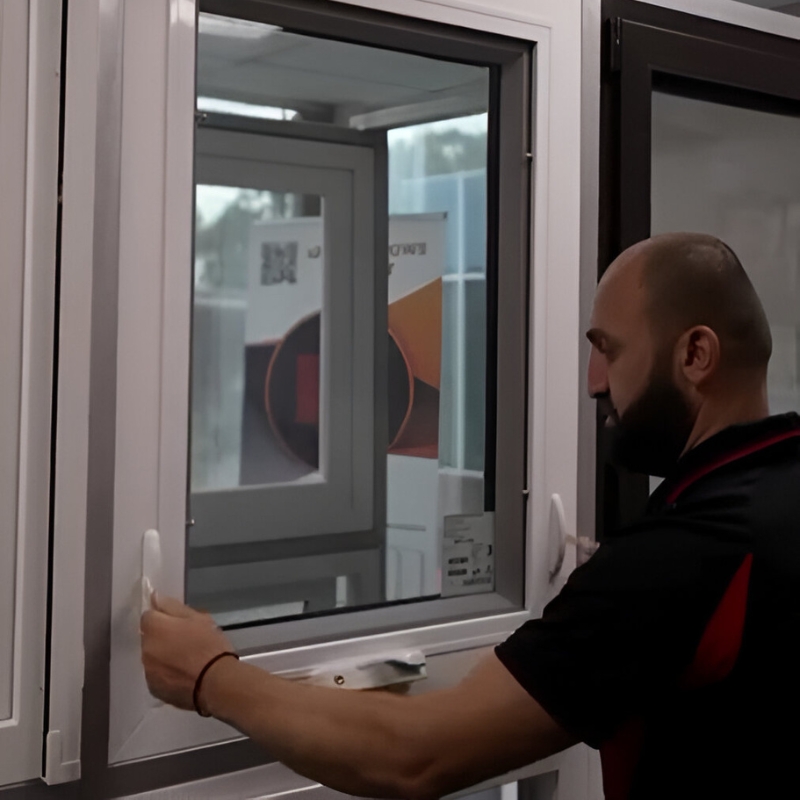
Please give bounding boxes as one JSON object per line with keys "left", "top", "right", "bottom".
{"left": 45, "top": 0, "right": 110, "bottom": 784}
{"left": 1, "top": 0, "right": 62, "bottom": 787}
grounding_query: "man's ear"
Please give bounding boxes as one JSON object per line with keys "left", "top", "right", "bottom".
{"left": 676, "top": 325, "right": 720, "bottom": 387}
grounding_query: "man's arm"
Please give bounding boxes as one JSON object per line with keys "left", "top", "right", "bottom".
{"left": 141, "top": 598, "right": 576, "bottom": 800}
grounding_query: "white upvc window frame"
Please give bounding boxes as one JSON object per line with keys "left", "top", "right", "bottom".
{"left": 0, "top": 0, "right": 60, "bottom": 787}
{"left": 49, "top": 0, "right": 584, "bottom": 784}
{"left": 190, "top": 129, "right": 376, "bottom": 547}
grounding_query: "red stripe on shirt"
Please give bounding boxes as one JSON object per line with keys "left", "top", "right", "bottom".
{"left": 682, "top": 554, "right": 753, "bottom": 690}
{"left": 600, "top": 717, "right": 646, "bottom": 800}
{"left": 666, "top": 430, "right": 800, "bottom": 505}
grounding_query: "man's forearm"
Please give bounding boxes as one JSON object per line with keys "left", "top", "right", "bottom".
{"left": 202, "top": 657, "right": 441, "bottom": 800}
{"left": 198, "top": 653, "right": 574, "bottom": 799}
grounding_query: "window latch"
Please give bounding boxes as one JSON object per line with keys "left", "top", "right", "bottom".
{"left": 280, "top": 650, "right": 427, "bottom": 691}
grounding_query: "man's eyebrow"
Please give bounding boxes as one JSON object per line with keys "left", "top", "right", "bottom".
{"left": 586, "top": 329, "right": 622, "bottom": 351}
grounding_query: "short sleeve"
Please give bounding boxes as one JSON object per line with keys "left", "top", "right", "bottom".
{"left": 494, "top": 526, "right": 745, "bottom": 748}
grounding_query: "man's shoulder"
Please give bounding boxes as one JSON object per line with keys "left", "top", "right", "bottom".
{"left": 574, "top": 515, "right": 747, "bottom": 595}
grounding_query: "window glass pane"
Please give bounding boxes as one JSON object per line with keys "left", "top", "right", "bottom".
{"left": 651, "top": 91, "right": 800, "bottom": 416}
{"left": 197, "top": 15, "right": 489, "bottom": 127}
{"left": 388, "top": 116, "right": 488, "bottom": 275}
{"left": 189, "top": 14, "right": 495, "bottom": 627}
{"left": 193, "top": 188, "right": 322, "bottom": 492}
{"left": 388, "top": 118, "right": 488, "bottom": 473}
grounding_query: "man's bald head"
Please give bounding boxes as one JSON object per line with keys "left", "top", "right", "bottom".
{"left": 589, "top": 232, "right": 772, "bottom": 472}
{"left": 638, "top": 233, "right": 772, "bottom": 374}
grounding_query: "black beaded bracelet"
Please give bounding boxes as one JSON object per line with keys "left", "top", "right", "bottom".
{"left": 193, "top": 651, "right": 239, "bottom": 717}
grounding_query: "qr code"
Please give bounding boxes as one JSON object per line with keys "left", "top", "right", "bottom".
{"left": 261, "top": 241, "right": 298, "bottom": 285}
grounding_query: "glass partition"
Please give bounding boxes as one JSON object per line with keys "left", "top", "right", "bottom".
{"left": 651, "top": 91, "right": 800, "bottom": 416}
{"left": 731, "top": 0, "right": 800, "bottom": 16}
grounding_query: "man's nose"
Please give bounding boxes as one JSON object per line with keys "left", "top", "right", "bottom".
{"left": 587, "top": 350, "right": 608, "bottom": 398}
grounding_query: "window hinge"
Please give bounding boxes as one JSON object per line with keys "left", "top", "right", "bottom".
{"left": 609, "top": 18, "right": 622, "bottom": 73}
{"left": 194, "top": 110, "right": 208, "bottom": 127}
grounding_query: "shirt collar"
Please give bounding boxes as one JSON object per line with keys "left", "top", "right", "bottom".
{"left": 650, "top": 412, "right": 800, "bottom": 510}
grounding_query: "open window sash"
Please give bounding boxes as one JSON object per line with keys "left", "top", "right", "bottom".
{"left": 190, "top": 130, "right": 376, "bottom": 548}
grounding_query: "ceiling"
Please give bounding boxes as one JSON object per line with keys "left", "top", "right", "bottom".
{"left": 197, "top": 14, "right": 489, "bottom": 126}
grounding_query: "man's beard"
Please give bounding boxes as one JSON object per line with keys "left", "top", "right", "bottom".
{"left": 602, "top": 364, "right": 696, "bottom": 477}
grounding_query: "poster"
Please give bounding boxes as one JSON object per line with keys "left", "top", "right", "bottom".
{"left": 240, "top": 213, "right": 447, "bottom": 486}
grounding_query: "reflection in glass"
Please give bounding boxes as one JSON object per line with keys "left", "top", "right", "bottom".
{"left": 651, "top": 91, "right": 800, "bottom": 416}
{"left": 197, "top": 13, "right": 488, "bottom": 128}
{"left": 192, "top": 189, "right": 322, "bottom": 492}
{"left": 189, "top": 15, "right": 495, "bottom": 624}
{"left": 388, "top": 116, "right": 489, "bottom": 473}
{"left": 384, "top": 116, "right": 490, "bottom": 600}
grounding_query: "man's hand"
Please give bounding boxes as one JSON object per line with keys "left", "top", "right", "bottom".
{"left": 140, "top": 600, "right": 576, "bottom": 799}
{"left": 141, "top": 595, "right": 235, "bottom": 711}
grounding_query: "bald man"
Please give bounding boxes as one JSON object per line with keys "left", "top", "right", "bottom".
{"left": 142, "top": 233, "right": 800, "bottom": 799}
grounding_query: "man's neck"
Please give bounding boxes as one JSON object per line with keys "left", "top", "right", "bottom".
{"left": 682, "top": 385, "right": 770, "bottom": 455}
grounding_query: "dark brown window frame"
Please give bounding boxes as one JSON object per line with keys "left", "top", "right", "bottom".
{"left": 598, "top": 0, "right": 800, "bottom": 539}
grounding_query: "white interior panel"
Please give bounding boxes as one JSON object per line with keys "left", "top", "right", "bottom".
{"left": 0, "top": 0, "right": 28, "bottom": 726}
{"left": 0, "top": 0, "right": 60, "bottom": 786}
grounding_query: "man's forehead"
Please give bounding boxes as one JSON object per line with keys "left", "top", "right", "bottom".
{"left": 591, "top": 249, "right": 649, "bottom": 327}
{"left": 600, "top": 244, "right": 649, "bottom": 290}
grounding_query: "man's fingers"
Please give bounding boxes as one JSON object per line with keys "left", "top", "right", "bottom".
{"left": 152, "top": 594, "right": 216, "bottom": 626}
{"left": 152, "top": 594, "right": 196, "bottom": 618}
{"left": 140, "top": 601, "right": 218, "bottom": 645}
{"left": 140, "top": 607, "right": 163, "bottom": 636}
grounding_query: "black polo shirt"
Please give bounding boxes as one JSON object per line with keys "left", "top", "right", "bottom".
{"left": 496, "top": 413, "right": 800, "bottom": 799}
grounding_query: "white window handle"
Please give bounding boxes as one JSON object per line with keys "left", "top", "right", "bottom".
{"left": 141, "top": 528, "right": 162, "bottom": 616}
{"left": 140, "top": 529, "right": 165, "bottom": 710}
{"left": 548, "top": 495, "right": 568, "bottom": 580}
{"left": 549, "top": 494, "right": 598, "bottom": 581}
